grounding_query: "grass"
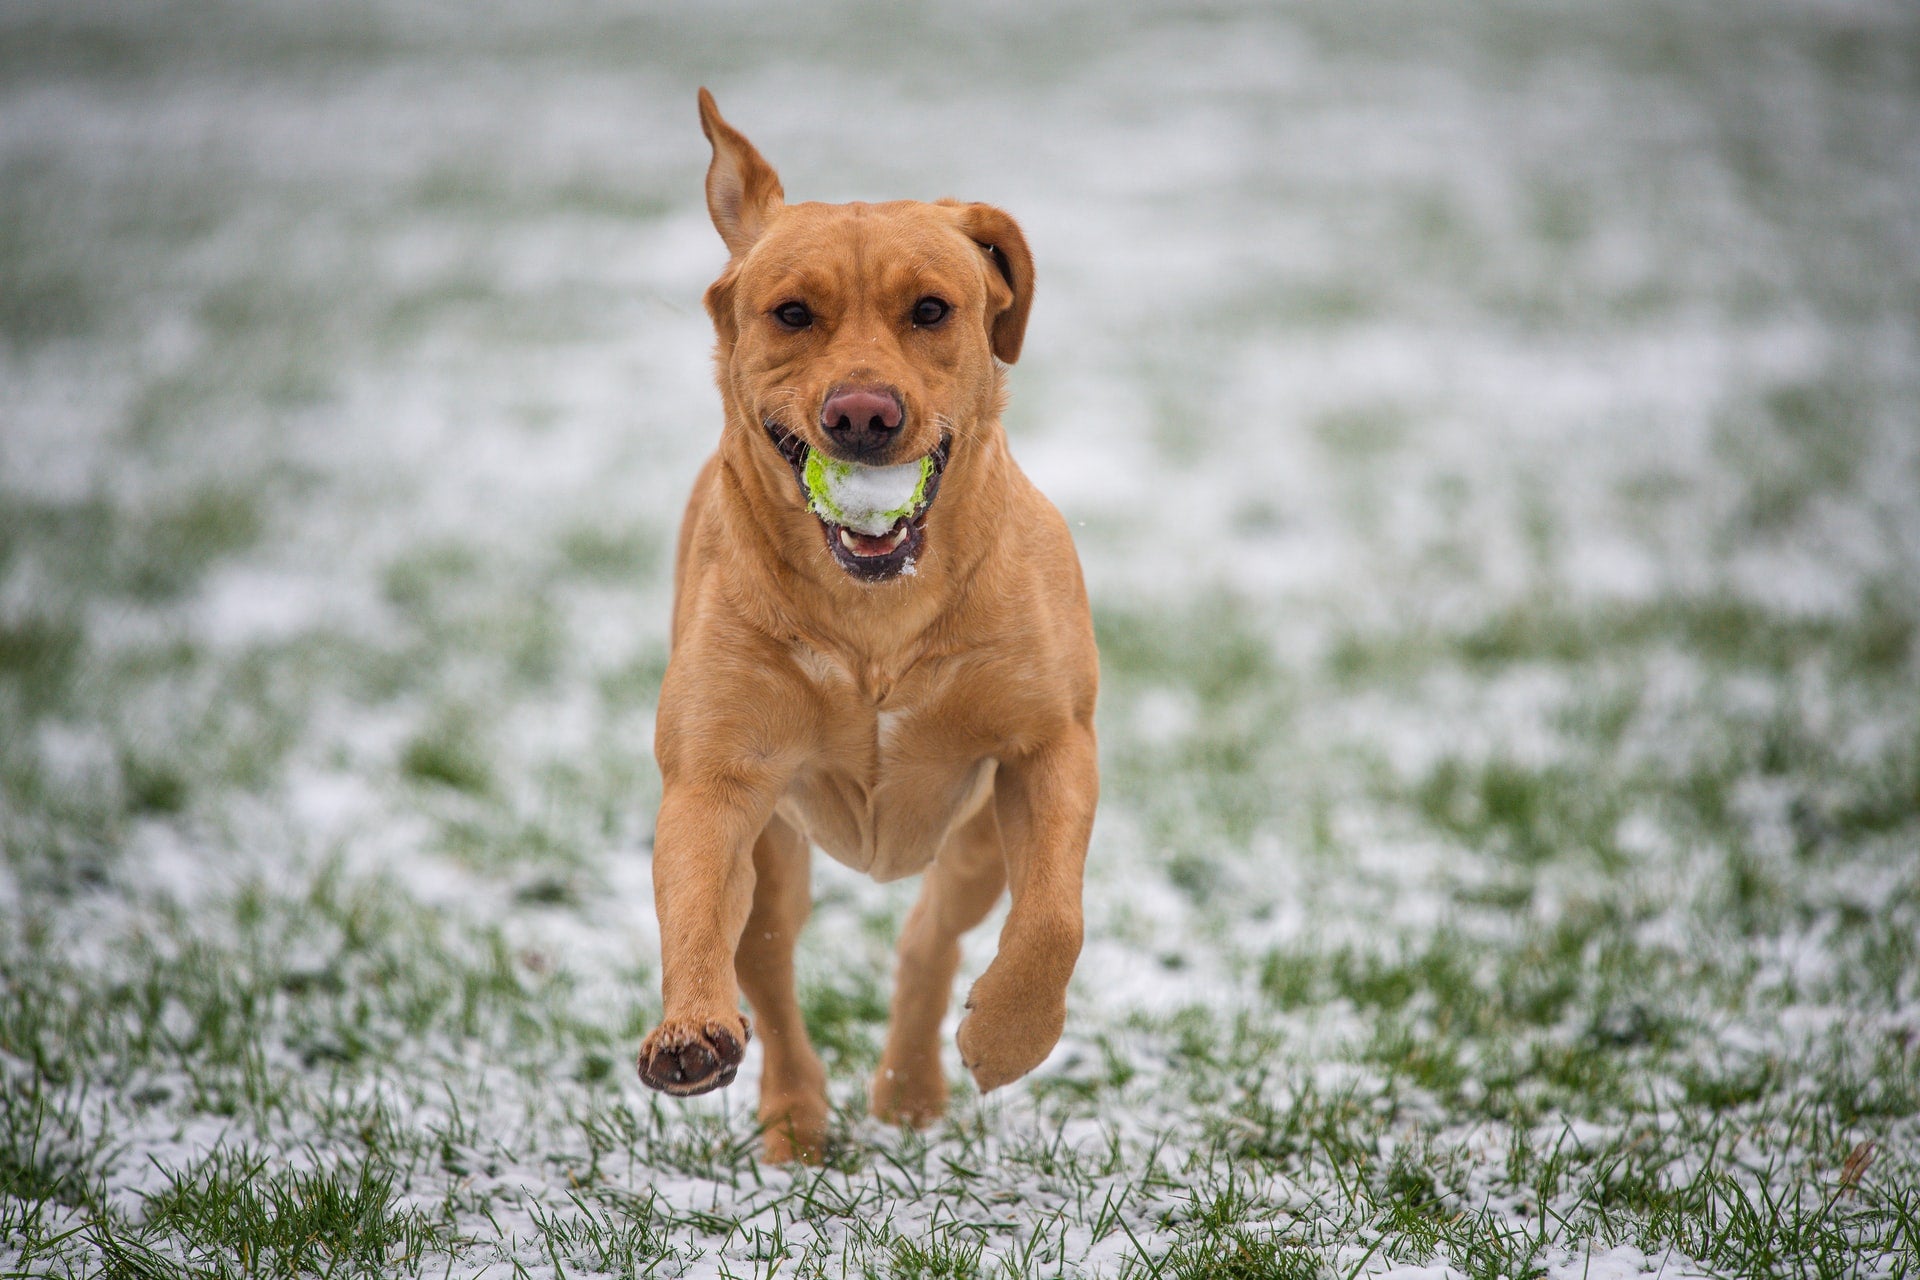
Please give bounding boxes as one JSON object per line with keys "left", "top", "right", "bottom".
{"left": 4, "top": 0, "right": 1920, "bottom": 1275}
{"left": 135, "top": 1149, "right": 444, "bottom": 1279}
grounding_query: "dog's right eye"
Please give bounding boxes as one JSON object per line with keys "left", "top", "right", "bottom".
{"left": 772, "top": 302, "right": 813, "bottom": 330}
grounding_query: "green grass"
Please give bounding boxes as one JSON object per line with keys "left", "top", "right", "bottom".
{"left": 136, "top": 1149, "right": 445, "bottom": 1279}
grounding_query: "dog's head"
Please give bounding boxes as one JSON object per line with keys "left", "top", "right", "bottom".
{"left": 696, "top": 89, "right": 1034, "bottom": 583}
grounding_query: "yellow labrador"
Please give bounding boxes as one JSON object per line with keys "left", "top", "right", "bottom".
{"left": 636, "top": 91, "right": 1098, "bottom": 1164}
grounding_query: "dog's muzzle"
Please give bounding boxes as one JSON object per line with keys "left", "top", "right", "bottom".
{"left": 764, "top": 421, "right": 951, "bottom": 582}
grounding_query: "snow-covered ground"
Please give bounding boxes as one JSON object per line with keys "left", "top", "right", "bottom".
{"left": 3, "top": 2, "right": 1917, "bottom": 1275}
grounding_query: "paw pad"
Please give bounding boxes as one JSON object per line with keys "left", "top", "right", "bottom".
{"left": 637, "top": 1019, "right": 750, "bottom": 1096}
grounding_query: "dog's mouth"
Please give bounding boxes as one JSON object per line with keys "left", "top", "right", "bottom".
{"left": 764, "top": 422, "right": 951, "bottom": 582}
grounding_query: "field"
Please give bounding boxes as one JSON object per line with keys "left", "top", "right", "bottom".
{"left": 3, "top": 1, "right": 1918, "bottom": 1276}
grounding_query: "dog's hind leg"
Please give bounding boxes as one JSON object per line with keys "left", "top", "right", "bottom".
{"left": 871, "top": 804, "right": 1006, "bottom": 1127}
{"left": 734, "top": 815, "right": 828, "bottom": 1163}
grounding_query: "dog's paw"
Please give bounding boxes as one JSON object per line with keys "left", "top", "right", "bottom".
{"left": 870, "top": 1061, "right": 947, "bottom": 1128}
{"left": 758, "top": 1098, "right": 830, "bottom": 1165}
{"left": 637, "top": 1014, "right": 750, "bottom": 1096}
{"left": 954, "top": 977, "right": 1064, "bottom": 1093}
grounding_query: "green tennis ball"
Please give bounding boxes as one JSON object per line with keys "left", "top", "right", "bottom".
{"left": 803, "top": 450, "right": 934, "bottom": 536}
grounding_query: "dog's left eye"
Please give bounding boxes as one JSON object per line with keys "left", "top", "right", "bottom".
{"left": 911, "top": 297, "right": 950, "bottom": 327}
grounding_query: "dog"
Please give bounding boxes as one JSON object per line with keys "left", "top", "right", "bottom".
{"left": 635, "top": 90, "right": 1099, "bottom": 1164}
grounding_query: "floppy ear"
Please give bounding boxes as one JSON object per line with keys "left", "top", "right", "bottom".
{"left": 697, "top": 88, "right": 784, "bottom": 258}
{"left": 947, "top": 202, "right": 1035, "bottom": 364}
{"left": 703, "top": 259, "right": 741, "bottom": 349}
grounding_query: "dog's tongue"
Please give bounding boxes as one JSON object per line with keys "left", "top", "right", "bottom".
{"left": 839, "top": 522, "right": 909, "bottom": 558}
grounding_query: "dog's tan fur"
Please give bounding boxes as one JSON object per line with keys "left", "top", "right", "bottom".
{"left": 635, "top": 91, "right": 1098, "bottom": 1163}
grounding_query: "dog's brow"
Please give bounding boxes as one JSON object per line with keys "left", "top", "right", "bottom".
{"left": 754, "top": 265, "right": 838, "bottom": 302}
{"left": 878, "top": 245, "right": 972, "bottom": 296}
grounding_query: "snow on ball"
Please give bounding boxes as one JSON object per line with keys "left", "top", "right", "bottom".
{"left": 803, "top": 450, "right": 934, "bottom": 536}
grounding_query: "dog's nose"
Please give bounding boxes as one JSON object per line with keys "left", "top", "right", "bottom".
{"left": 820, "top": 385, "right": 904, "bottom": 457}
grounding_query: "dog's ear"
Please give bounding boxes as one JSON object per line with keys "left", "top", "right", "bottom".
{"left": 698, "top": 88, "right": 784, "bottom": 258}
{"left": 947, "top": 202, "right": 1034, "bottom": 364}
{"left": 704, "top": 260, "right": 741, "bottom": 348}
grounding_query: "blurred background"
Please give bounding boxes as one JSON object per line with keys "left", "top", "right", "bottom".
{"left": 3, "top": 1, "right": 1917, "bottom": 1275}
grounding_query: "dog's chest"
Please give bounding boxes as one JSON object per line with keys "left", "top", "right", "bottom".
{"left": 775, "top": 644, "right": 995, "bottom": 882}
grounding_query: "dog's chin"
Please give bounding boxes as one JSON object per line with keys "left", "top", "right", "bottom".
{"left": 765, "top": 423, "right": 950, "bottom": 584}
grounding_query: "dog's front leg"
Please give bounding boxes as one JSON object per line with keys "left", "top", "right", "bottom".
{"left": 956, "top": 725, "right": 1098, "bottom": 1091}
{"left": 637, "top": 767, "right": 783, "bottom": 1096}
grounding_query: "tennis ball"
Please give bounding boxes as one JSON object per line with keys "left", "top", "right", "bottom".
{"left": 803, "top": 450, "right": 934, "bottom": 536}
